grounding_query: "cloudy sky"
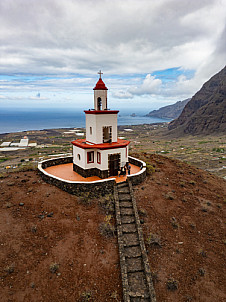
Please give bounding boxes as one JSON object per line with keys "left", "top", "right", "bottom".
{"left": 0, "top": 0, "right": 226, "bottom": 111}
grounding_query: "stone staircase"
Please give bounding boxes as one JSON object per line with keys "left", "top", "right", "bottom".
{"left": 114, "top": 181, "right": 156, "bottom": 302}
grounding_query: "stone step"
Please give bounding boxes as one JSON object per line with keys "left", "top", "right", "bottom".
{"left": 120, "top": 208, "right": 134, "bottom": 216}
{"left": 118, "top": 188, "right": 130, "bottom": 193}
{"left": 121, "top": 216, "right": 135, "bottom": 224}
{"left": 127, "top": 271, "right": 149, "bottom": 296}
{"left": 121, "top": 223, "right": 137, "bottom": 233}
{"left": 118, "top": 195, "right": 132, "bottom": 201}
{"left": 118, "top": 188, "right": 130, "bottom": 196}
{"left": 122, "top": 233, "right": 139, "bottom": 246}
{"left": 126, "top": 257, "right": 144, "bottom": 273}
{"left": 124, "top": 246, "right": 142, "bottom": 258}
{"left": 117, "top": 182, "right": 128, "bottom": 188}
{"left": 129, "top": 295, "right": 150, "bottom": 301}
{"left": 119, "top": 201, "right": 133, "bottom": 208}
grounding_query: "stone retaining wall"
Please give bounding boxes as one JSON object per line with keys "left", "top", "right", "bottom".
{"left": 128, "top": 156, "right": 146, "bottom": 185}
{"left": 41, "top": 156, "right": 73, "bottom": 168}
{"left": 38, "top": 157, "right": 115, "bottom": 197}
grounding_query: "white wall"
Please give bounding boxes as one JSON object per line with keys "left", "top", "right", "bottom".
{"left": 86, "top": 113, "right": 118, "bottom": 144}
{"left": 97, "top": 147, "right": 128, "bottom": 170}
{"left": 73, "top": 145, "right": 128, "bottom": 171}
{"left": 73, "top": 145, "right": 86, "bottom": 169}
{"left": 86, "top": 114, "right": 97, "bottom": 143}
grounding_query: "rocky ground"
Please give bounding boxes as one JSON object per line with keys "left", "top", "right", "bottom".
{"left": 0, "top": 153, "right": 225, "bottom": 301}
{"left": 134, "top": 153, "right": 226, "bottom": 302}
{"left": 0, "top": 170, "right": 122, "bottom": 302}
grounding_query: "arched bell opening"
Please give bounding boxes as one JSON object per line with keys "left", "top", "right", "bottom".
{"left": 97, "top": 97, "right": 102, "bottom": 110}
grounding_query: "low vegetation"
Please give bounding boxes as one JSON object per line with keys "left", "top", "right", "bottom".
{"left": 146, "top": 232, "right": 162, "bottom": 248}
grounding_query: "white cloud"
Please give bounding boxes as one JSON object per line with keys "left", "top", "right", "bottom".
{"left": 113, "top": 90, "right": 133, "bottom": 99}
{"left": 0, "top": 0, "right": 225, "bottom": 108}
{"left": 129, "top": 75, "right": 162, "bottom": 96}
{"left": 0, "top": 0, "right": 225, "bottom": 74}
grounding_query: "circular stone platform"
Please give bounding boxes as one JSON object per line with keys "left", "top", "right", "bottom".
{"left": 45, "top": 163, "right": 140, "bottom": 183}
{"left": 38, "top": 156, "right": 146, "bottom": 197}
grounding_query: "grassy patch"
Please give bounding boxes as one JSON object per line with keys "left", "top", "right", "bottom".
{"left": 0, "top": 158, "right": 9, "bottom": 162}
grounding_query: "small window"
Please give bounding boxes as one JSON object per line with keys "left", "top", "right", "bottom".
{"left": 87, "top": 151, "right": 94, "bottom": 163}
{"left": 90, "top": 127, "right": 92, "bottom": 135}
{"left": 97, "top": 152, "right": 101, "bottom": 164}
{"left": 103, "top": 126, "right": 112, "bottom": 143}
{"left": 77, "top": 154, "right": 81, "bottom": 160}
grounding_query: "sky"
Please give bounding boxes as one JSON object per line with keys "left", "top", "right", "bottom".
{"left": 0, "top": 0, "right": 226, "bottom": 112}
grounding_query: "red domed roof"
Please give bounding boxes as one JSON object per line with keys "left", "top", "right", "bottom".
{"left": 93, "top": 78, "right": 108, "bottom": 90}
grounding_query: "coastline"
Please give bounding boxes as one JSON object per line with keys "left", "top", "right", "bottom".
{"left": 0, "top": 122, "right": 169, "bottom": 136}
{"left": 0, "top": 108, "right": 171, "bottom": 135}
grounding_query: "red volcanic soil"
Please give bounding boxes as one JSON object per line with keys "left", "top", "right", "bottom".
{"left": 0, "top": 153, "right": 225, "bottom": 302}
{"left": 134, "top": 154, "right": 226, "bottom": 302}
{"left": 0, "top": 171, "right": 122, "bottom": 302}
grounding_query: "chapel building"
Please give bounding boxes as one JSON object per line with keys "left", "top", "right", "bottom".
{"left": 71, "top": 72, "right": 130, "bottom": 178}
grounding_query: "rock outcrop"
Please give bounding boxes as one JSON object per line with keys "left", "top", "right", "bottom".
{"left": 168, "top": 66, "right": 226, "bottom": 135}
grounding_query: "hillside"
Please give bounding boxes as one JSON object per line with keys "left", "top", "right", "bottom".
{"left": 168, "top": 66, "right": 226, "bottom": 135}
{"left": 146, "top": 98, "right": 190, "bottom": 119}
{"left": 0, "top": 154, "right": 225, "bottom": 301}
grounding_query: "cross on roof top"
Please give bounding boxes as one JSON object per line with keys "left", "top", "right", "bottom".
{"left": 98, "top": 70, "right": 103, "bottom": 79}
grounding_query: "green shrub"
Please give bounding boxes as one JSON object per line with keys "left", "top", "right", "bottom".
{"left": 212, "top": 147, "right": 224, "bottom": 153}
{"left": 99, "top": 215, "right": 115, "bottom": 237}
{"left": 146, "top": 164, "right": 155, "bottom": 175}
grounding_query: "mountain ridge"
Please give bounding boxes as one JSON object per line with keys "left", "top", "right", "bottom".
{"left": 146, "top": 98, "right": 190, "bottom": 119}
{"left": 168, "top": 66, "right": 226, "bottom": 135}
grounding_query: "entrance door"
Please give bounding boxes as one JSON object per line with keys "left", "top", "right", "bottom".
{"left": 108, "top": 154, "right": 120, "bottom": 176}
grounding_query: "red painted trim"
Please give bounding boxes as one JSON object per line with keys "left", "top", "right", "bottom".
{"left": 97, "top": 152, "right": 101, "bottom": 164}
{"left": 84, "top": 110, "right": 119, "bottom": 115}
{"left": 71, "top": 139, "right": 130, "bottom": 150}
{"left": 87, "top": 151, "right": 94, "bottom": 163}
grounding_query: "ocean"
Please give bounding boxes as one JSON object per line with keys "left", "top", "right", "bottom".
{"left": 0, "top": 108, "right": 171, "bottom": 134}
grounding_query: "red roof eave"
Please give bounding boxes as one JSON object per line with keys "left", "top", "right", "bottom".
{"left": 71, "top": 139, "right": 130, "bottom": 150}
{"left": 84, "top": 110, "right": 119, "bottom": 115}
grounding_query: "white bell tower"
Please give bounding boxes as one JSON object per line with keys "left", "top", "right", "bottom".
{"left": 94, "top": 70, "right": 108, "bottom": 110}
{"left": 85, "top": 71, "right": 118, "bottom": 144}
{"left": 72, "top": 71, "right": 130, "bottom": 178}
